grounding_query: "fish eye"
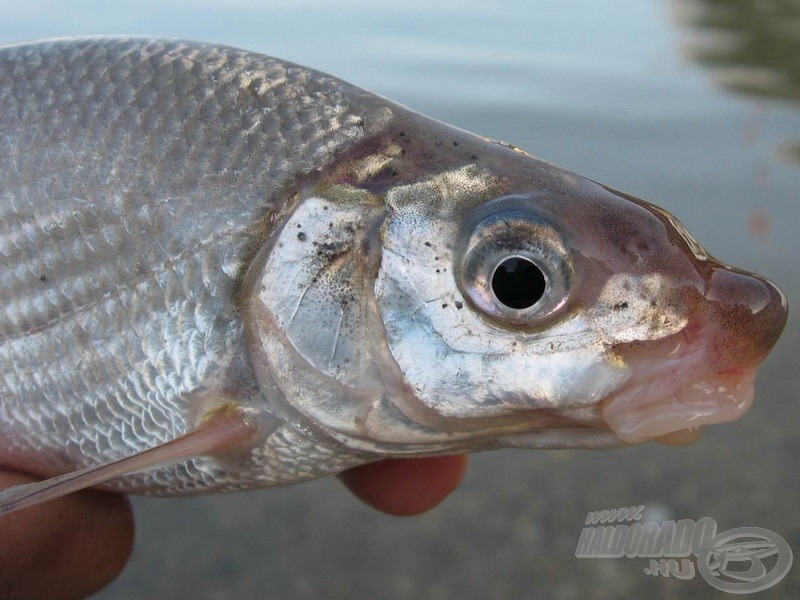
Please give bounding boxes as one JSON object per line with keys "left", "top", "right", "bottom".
{"left": 491, "top": 256, "right": 547, "bottom": 310}
{"left": 459, "top": 205, "right": 572, "bottom": 326}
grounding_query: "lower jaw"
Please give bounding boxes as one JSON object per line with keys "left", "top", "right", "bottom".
{"left": 600, "top": 367, "right": 757, "bottom": 444}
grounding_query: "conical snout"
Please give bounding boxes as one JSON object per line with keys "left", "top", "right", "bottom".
{"left": 702, "top": 266, "right": 788, "bottom": 369}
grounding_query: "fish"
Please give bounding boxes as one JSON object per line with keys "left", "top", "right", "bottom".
{"left": 0, "top": 37, "right": 787, "bottom": 515}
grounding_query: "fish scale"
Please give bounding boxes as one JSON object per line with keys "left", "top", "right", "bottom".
{"left": 0, "top": 38, "right": 374, "bottom": 492}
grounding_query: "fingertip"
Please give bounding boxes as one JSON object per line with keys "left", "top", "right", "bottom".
{"left": 340, "top": 455, "right": 468, "bottom": 516}
{"left": 0, "top": 471, "right": 134, "bottom": 600}
{"left": 74, "top": 487, "right": 135, "bottom": 596}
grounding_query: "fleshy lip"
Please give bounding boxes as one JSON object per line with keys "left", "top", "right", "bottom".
{"left": 602, "top": 368, "right": 757, "bottom": 443}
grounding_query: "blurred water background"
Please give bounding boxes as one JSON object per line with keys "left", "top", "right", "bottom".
{"left": 0, "top": 0, "right": 798, "bottom": 598}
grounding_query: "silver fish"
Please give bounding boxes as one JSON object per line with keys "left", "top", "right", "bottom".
{"left": 0, "top": 38, "right": 787, "bottom": 514}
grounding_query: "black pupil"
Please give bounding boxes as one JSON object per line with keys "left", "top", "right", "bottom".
{"left": 491, "top": 257, "right": 546, "bottom": 310}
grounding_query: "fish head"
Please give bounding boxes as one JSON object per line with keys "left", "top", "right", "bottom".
{"left": 374, "top": 163, "right": 787, "bottom": 447}
{"left": 243, "top": 116, "right": 787, "bottom": 454}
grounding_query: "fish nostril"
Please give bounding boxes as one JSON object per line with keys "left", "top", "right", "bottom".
{"left": 704, "top": 267, "right": 788, "bottom": 364}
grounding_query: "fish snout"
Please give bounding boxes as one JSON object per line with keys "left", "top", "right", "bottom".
{"left": 702, "top": 265, "right": 788, "bottom": 370}
{"left": 599, "top": 265, "right": 786, "bottom": 445}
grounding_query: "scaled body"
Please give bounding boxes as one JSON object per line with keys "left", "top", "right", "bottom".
{"left": 0, "top": 39, "right": 379, "bottom": 492}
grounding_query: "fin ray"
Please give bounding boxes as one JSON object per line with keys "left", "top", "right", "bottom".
{"left": 0, "top": 406, "right": 255, "bottom": 516}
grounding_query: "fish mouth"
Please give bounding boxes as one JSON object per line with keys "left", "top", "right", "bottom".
{"left": 601, "top": 367, "right": 756, "bottom": 444}
{"left": 600, "top": 264, "right": 786, "bottom": 445}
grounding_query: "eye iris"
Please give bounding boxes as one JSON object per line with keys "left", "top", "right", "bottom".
{"left": 491, "top": 257, "right": 546, "bottom": 310}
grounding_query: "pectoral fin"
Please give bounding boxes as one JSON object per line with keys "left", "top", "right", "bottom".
{"left": 0, "top": 405, "right": 256, "bottom": 516}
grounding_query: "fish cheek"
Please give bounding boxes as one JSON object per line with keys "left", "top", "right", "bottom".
{"left": 375, "top": 180, "right": 630, "bottom": 423}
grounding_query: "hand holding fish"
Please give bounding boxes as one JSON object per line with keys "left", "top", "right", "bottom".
{"left": 0, "top": 455, "right": 467, "bottom": 599}
{"left": 0, "top": 468, "right": 132, "bottom": 600}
